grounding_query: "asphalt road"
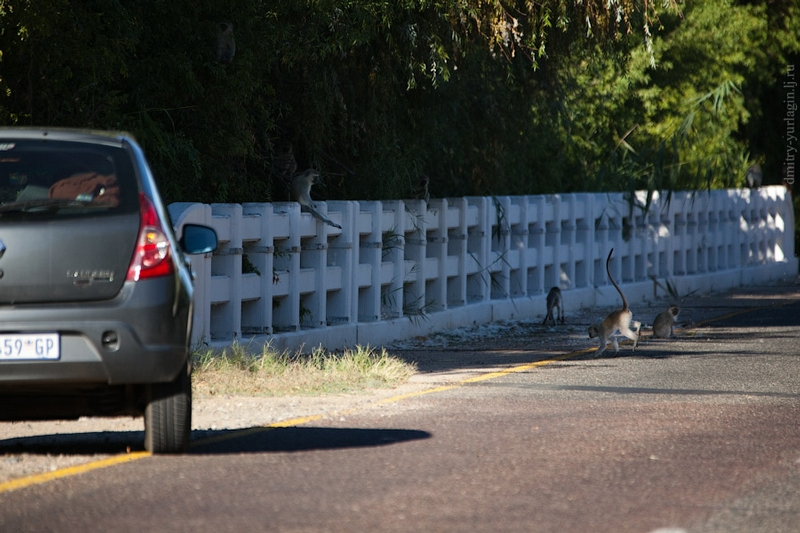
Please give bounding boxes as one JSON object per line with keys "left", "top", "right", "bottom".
{"left": 1, "top": 286, "right": 799, "bottom": 532}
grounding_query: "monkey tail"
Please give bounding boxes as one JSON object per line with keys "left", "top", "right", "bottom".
{"left": 605, "top": 248, "right": 628, "bottom": 311}
{"left": 307, "top": 206, "right": 342, "bottom": 229}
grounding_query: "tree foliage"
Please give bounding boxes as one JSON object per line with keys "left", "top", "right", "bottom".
{"left": 0, "top": 0, "right": 796, "bottom": 204}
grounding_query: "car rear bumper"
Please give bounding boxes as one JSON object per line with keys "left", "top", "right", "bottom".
{"left": 0, "top": 278, "right": 191, "bottom": 387}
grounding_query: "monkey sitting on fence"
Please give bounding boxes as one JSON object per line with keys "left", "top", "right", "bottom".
{"left": 745, "top": 163, "right": 762, "bottom": 189}
{"left": 291, "top": 169, "right": 342, "bottom": 229}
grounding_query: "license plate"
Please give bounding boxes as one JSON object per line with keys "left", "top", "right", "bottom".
{"left": 0, "top": 333, "right": 60, "bottom": 360}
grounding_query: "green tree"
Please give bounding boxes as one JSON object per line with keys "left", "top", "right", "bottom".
{"left": 1, "top": 0, "right": 795, "bottom": 205}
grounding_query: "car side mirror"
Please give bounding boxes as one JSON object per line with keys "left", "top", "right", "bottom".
{"left": 180, "top": 224, "right": 217, "bottom": 254}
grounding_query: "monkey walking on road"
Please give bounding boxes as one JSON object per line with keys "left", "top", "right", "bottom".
{"left": 291, "top": 169, "right": 342, "bottom": 229}
{"left": 588, "top": 248, "right": 641, "bottom": 357}
{"left": 542, "top": 287, "right": 565, "bottom": 326}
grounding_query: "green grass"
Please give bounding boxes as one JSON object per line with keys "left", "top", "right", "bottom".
{"left": 191, "top": 342, "right": 417, "bottom": 397}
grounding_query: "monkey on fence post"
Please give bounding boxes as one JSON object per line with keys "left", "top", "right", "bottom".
{"left": 745, "top": 163, "right": 762, "bottom": 189}
{"left": 291, "top": 169, "right": 342, "bottom": 229}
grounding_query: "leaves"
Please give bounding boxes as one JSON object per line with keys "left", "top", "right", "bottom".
{"left": 0, "top": 0, "right": 791, "bottom": 203}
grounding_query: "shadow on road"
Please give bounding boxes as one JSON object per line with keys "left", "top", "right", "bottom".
{"left": 0, "top": 431, "right": 145, "bottom": 455}
{"left": 0, "top": 426, "right": 431, "bottom": 457}
{"left": 190, "top": 426, "right": 432, "bottom": 454}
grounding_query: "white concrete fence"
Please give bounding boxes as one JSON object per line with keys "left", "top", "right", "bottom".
{"left": 168, "top": 186, "right": 797, "bottom": 353}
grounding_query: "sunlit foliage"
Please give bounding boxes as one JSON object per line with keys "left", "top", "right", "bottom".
{"left": 0, "top": 1, "right": 796, "bottom": 203}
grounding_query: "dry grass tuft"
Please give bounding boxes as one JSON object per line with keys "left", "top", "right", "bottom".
{"left": 191, "top": 342, "right": 417, "bottom": 397}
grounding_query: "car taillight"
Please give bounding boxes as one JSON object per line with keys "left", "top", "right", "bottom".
{"left": 126, "top": 194, "right": 174, "bottom": 281}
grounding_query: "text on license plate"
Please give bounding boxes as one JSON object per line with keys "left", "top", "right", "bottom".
{"left": 0, "top": 333, "right": 60, "bottom": 360}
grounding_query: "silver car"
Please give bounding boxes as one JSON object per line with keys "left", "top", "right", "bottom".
{"left": 0, "top": 128, "right": 217, "bottom": 453}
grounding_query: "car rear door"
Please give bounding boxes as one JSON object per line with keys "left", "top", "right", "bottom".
{"left": 0, "top": 136, "right": 141, "bottom": 305}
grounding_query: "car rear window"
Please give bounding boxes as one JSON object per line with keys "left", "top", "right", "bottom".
{"left": 0, "top": 139, "right": 139, "bottom": 219}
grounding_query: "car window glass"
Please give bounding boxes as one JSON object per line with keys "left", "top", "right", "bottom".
{"left": 0, "top": 140, "right": 137, "bottom": 218}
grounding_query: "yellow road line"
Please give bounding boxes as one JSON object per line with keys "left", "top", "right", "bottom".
{"left": 375, "top": 385, "right": 460, "bottom": 404}
{"left": 268, "top": 414, "right": 325, "bottom": 428}
{"left": 1, "top": 298, "right": 787, "bottom": 494}
{"left": 0, "top": 415, "right": 331, "bottom": 495}
{"left": 460, "top": 351, "right": 591, "bottom": 384}
{"left": 0, "top": 451, "right": 150, "bottom": 494}
{"left": 372, "top": 349, "right": 597, "bottom": 406}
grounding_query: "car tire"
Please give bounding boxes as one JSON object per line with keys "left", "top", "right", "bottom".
{"left": 144, "top": 362, "right": 192, "bottom": 454}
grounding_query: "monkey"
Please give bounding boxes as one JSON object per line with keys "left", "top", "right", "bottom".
{"left": 412, "top": 173, "right": 430, "bottom": 205}
{"left": 542, "top": 286, "right": 565, "bottom": 326}
{"left": 215, "top": 22, "right": 236, "bottom": 63}
{"left": 745, "top": 163, "right": 762, "bottom": 189}
{"left": 588, "top": 248, "right": 641, "bottom": 357}
{"left": 652, "top": 305, "right": 680, "bottom": 338}
{"left": 291, "top": 169, "right": 342, "bottom": 229}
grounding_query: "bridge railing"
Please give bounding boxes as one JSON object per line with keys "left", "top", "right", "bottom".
{"left": 168, "top": 187, "right": 796, "bottom": 352}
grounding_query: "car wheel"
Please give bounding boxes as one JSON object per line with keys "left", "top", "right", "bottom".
{"left": 144, "top": 362, "right": 192, "bottom": 454}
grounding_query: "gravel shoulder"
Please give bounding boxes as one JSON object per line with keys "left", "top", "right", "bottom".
{"left": 1, "top": 278, "right": 799, "bottom": 485}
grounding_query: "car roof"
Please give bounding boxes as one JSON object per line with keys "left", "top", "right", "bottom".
{"left": 0, "top": 127, "right": 136, "bottom": 146}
